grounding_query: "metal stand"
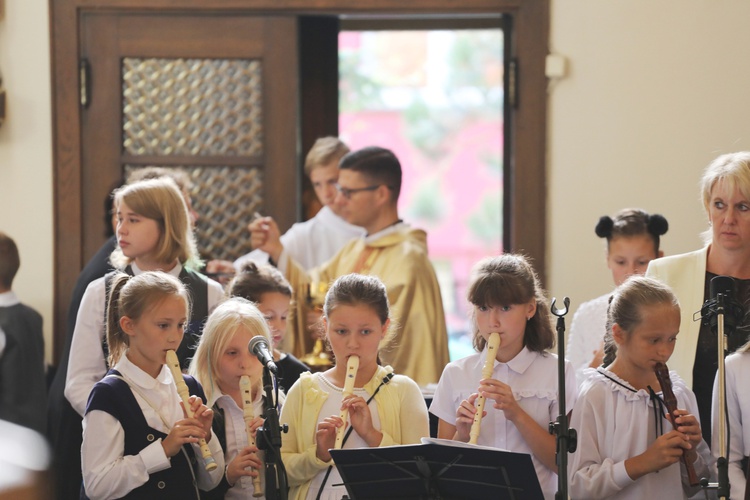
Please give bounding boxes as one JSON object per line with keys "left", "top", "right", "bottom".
{"left": 697, "top": 275, "right": 741, "bottom": 499}
{"left": 257, "top": 367, "right": 289, "bottom": 500}
{"left": 706, "top": 292, "right": 730, "bottom": 499}
{"left": 550, "top": 297, "right": 576, "bottom": 500}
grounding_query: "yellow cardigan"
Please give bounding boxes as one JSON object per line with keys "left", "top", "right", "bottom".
{"left": 279, "top": 365, "right": 430, "bottom": 500}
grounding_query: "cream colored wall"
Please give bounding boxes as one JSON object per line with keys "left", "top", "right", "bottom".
{"left": 547, "top": 1, "right": 750, "bottom": 328}
{"left": 2, "top": 1, "right": 750, "bottom": 364}
{"left": 0, "top": 0, "right": 54, "bottom": 362}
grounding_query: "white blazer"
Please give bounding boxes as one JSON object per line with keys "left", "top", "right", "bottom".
{"left": 646, "top": 245, "right": 709, "bottom": 388}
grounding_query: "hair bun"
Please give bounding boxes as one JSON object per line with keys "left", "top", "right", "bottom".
{"left": 595, "top": 216, "right": 614, "bottom": 238}
{"left": 647, "top": 213, "right": 669, "bottom": 236}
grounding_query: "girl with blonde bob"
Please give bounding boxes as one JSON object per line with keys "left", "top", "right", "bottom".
{"left": 191, "top": 297, "right": 284, "bottom": 499}
{"left": 66, "top": 176, "right": 224, "bottom": 418}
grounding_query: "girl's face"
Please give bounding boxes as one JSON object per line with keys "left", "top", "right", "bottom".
{"left": 116, "top": 200, "right": 162, "bottom": 265}
{"left": 258, "top": 292, "right": 290, "bottom": 348}
{"left": 613, "top": 303, "right": 680, "bottom": 374}
{"left": 324, "top": 304, "right": 388, "bottom": 372}
{"left": 709, "top": 180, "right": 750, "bottom": 253}
{"left": 607, "top": 235, "right": 659, "bottom": 286}
{"left": 121, "top": 295, "right": 187, "bottom": 377}
{"left": 216, "top": 324, "right": 264, "bottom": 395}
{"left": 475, "top": 299, "right": 536, "bottom": 360}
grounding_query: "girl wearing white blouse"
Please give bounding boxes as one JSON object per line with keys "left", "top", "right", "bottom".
{"left": 81, "top": 271, "right": 224, "bottom": 499}
{"left": 567, "top": 209, "right": 668, "bottom": 387}
{"left": 569, "top": 276, "right": 712, "bottom": 499}
{"left": 430, "top": 254, "right": 577, "bottom": 500}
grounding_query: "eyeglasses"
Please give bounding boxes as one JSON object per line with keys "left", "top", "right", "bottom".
{"left": 335, "top": 184, "right": 381, "bottom": 199}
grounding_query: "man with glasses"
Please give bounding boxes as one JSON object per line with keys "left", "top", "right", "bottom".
{"left": 253, "top": 146, "right": 449, "bottom": 387}
{"left": 215, "top": 137, "right": 364, "bottom": 274}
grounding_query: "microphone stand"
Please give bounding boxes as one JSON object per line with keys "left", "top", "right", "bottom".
{"left": 705, "top": 291, "right": 730, "bottom": 499}
{"left": 257, "top": 366, "right": 289, "bottom": 500}
{"left": 550, "top": 297, "right": 576, "bottom": 500}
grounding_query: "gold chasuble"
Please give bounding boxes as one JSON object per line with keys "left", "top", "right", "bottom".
{"left": 282, "top": 225, "right": 449, "bottom": 387}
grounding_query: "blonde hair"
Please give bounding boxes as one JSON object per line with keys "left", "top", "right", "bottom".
{"left": 105, "top": 271, "right": 191, "bottom": 367}
{"left": 126, "top": 167, "right": 193, "bottom": 192}
{"left": 304, "top": 137, "right": 350, "bottom": 177}
{"left": 189, "top": 297, "right": 279, "bottom": 404}
{"left": 110, "top": 177, "right": 201, "bottom": 270}
{"left": 602, "top": 275, "right": 680, "bottom": 366}
{"left": 700, "top": 152, "right": 750, "bottom": 244}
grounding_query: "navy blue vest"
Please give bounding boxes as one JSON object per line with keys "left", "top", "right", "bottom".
{"left": 83, "top": 370, "right": 207, "bottom": 500}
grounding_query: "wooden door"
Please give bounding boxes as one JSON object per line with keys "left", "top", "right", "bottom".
{"left": 77, "top": 11, "right": 299, "bottom": 270}
{"left": 81, "top": 11, "right": 299, "bottom": 259}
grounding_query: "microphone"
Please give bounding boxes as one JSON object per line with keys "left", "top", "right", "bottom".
{"left": 699, "top": 275, "right": 742, "bottom": 335}
{"left": 248, "top": 336, "right": 278, "bottom": 374}
{"left": 710, "top": 275, "right": 736, "bottom": 303}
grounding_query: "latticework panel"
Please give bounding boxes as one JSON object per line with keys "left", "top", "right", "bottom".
{"left": 125, "top": 165, "right": 263, "bottom": 262}
{"left": 122, "top": 58, "right": 264, "bottom": 156}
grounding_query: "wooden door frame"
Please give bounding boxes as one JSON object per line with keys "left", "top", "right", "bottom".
{"left": 49, "top": 0, "right": 549, "bottom": 362}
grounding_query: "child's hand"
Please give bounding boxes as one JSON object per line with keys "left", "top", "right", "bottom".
{"left": 628, "top": 430, "right": 691, "bottom": 478}
{"left": 184, "top": 395, "right": 215, "bottom": 442}
{"left": 226, "top": 446, "right": 262, "bottom": 486}
{"left": 455, "top": 393, "right": 484, "bottom": 442}
{"left": 247, "top": 416, "right": 264, "bottom": 440}
{"left": 670, "top": 409, "right": 701, "bottom": 463}
{"left": 343, "top": 395, "right": 381, "bottom": 447}
{"left": 161, "top": 417, "right": 208, "bottom": 457}
{"left": 314, "top": 415, "right": 342, "bottom": 462}
{"left": 480, "top": 378, "right": 522, "bottom": 421}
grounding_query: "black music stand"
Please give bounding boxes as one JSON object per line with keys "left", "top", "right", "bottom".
{"left": 329, "top": 438, "right": 543, "bottom": 500}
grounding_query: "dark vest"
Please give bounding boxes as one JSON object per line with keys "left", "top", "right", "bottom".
{"left": 83, "top": 370, "right": 206, "bottom": 500}
{"left": 103, "top": 266, "right": 210, "bottom": 370}
{"left": 0, "top": 303, "right": 46, "bottom": 434}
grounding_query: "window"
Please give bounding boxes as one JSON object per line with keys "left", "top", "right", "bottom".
{"left": 339, "top": 26, "right": 504, "bottom": 359}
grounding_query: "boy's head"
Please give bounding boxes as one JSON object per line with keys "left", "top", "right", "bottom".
{"left": 305, "top": 137, "right": 350, "bottom": 210}
{"left": 0, "top": 232, "right": 20, "bottom": 291}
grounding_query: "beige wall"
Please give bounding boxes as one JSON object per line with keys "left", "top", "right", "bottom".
{"left": 0, "top": 0, "right": 54, "bottom": 361}
{"left": 3, "top": 1, "right": 750, "bottom": 363}
{"left": 548, "top": 1, "right": 750, "bottom": 322}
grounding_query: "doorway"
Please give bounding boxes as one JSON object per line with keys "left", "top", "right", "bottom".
{"left": 50, "top": 1, "right": 549, "bottom": 362}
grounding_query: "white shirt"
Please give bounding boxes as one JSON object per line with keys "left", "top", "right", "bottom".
{"left": 712, "top": 351, "right": 750, "bottom": 499}
{"left": 213, "top": 391, "right": 266, "bottom": 500}
{"left": 65, "top": 262, "right": 224, "bottom": 416}
{"left": 569, "top": 367, "right": 712, "bottom": 500}
{"left": 566, "top": 293, "right": 611, "bottom": 387}
{"left": 234, "top": 206, "right": 364, "bottom": 271}
{"left": 81, "top": 355, "right": 225, "bottom": 500}
{"left": 0, "top": 290, "right": 20, "bottom": 358}
{"left": 430, "top": 346, "right": 577, "bottom": 500}
{"left": 276, "top": 220, "right": 408, "bottom": 277}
